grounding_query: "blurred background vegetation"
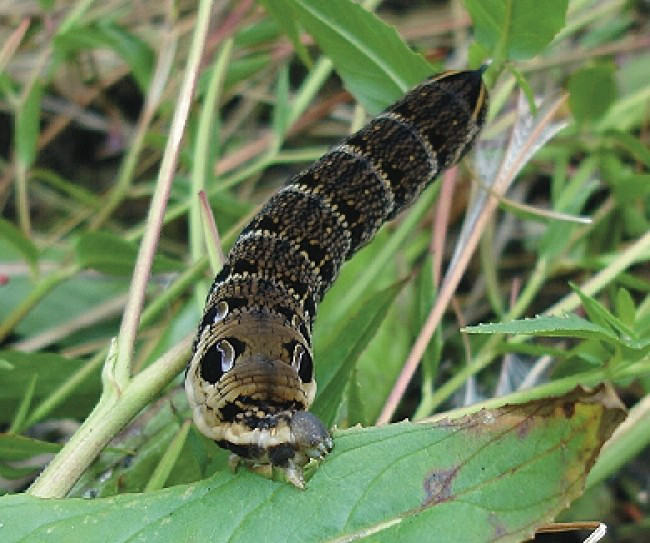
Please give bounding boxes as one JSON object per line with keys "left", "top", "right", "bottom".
{"left": 0, "top": 1, "right": 649, "bottom": 540}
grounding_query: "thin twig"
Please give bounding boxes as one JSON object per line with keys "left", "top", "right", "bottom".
{"left": 113, "top": 1, "right": 212, "bottom": 385}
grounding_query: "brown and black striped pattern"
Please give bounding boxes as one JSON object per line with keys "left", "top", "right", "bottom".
{"left": 185, "top": 69, "right": 488, "bottom": 487}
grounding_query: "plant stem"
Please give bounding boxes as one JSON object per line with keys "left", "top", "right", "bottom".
{"left": 21, "top": 258, "right": 209, "bottom": 430}
{"left": 113, "top": 0, "right": 212, "bottom": 385}
{"left": 548, "top": 230, "right": 650, "bottom": 315}
{"left": 28, "top": 337, "right": 192, "bottom": 498}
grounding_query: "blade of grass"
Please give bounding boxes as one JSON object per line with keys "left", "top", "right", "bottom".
{"left": 198, "top": 191, "right": 224, "bottom": 276}
{"left": 8, "top": 374, "right": 38, "bottom": 434}
{"left": 190, "top": 39, "right": 232, "bottom": 306}
{"left": 143, "top": 419, "right": 192, "bottom": 492}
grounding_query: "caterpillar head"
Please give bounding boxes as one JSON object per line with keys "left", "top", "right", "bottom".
{"left": 185, "top": 306, "right": 331, "bottom": 484}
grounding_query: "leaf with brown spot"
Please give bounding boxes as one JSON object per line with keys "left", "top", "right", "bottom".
{"left": 0, "top": 386, "right": 624, "bottom": 542}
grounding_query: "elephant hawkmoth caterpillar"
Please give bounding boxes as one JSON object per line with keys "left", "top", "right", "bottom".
{"left": 186, "top": 68, "right": 488, "bottom": 487}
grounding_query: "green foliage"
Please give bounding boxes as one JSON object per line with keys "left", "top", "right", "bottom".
{"left": 278, "top": 0, "right": 433, "bottom": 112}
{"left": 0, "top": 351, "right": 101, "bottom": 422}
{"left": 313, "top": 279, "right": 407, "bottom": 426}
{"left": 464, "top": 0, "right": 569, "bottom": 60}
{"left": 14, "top": 81, "right": 42, "bottom": 170}
{"left": 54, "top": 21, "right": 154, "bottom": 91}
{"left": 0, "top": 390, "right": 624, "bottom": 543}
{"left": 75, "top": 232, "right": 182, "bottom": 275}
{"left": 1, "top": 0, "right": 649, "bottom": 540}
{"left": 569, "top": 64, "right": 617, "bottom": 122}
{"left": 0, "top": 218, "right": 38, "bottom": 272}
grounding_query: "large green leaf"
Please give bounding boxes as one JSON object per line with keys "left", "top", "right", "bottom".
{"left": 0, "top": 387, "right": 623, "bottom": 542}
{"left": 463, "top": 0, "right": 569, "bottom": 60}
{"left": 282, "top": 0, "right": 433, "bottom": 113}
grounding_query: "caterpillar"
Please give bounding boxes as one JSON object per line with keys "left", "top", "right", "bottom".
{"left": 185, "top": 69, "right": 488, "bottom": 487}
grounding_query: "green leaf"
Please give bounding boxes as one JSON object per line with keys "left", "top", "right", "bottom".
{"left": 0, "top": 387, "right": 623, "bottom": 543}
{"left": 312, "top": 280, "right": 407, "bottom": 427}
{"left": 144, "top": 420, "right": 192, "bottom": 492}
{"left": 14, "top": 81, "right": 42, "bottom": 169}
{"left": 568, "top": 339, "right": 611, "bottom": 368}
{"left": 0, "top": 218, "right": 39, "bottom": 269}
{"left": 568, "top": 64, "right": 617, "bottom": 123}
{"left": 224, "top": 54, "right": 271, "bottom": 91}
{"left": 260, "top": 0, "right": 312, "bottom": 67}
{"left": 0, "top": 462, "right": 40, "bottom": 480}
{"left": 570, "top": 283, "right": 637, "bottom": 340}
{"left": 282, "top": 0, "right": 432, "bottom": 113}
{"left": 54, "top": 22, "right": 154, "bottom": 91}
{"left": 603, "top": 130, "right": 650, "bottom": 168}
{"left": 75, "top": 232, "right": 182, "bottom": 276}
{"left": 346, "top": 366, "right": 366, "bottom": 426}
{"left": 464, "top": 0, "right": 569, "bottom": 60}
{"left": 611, "top": 172, "right": 650, "bottom": 205}
{"left": 0, "top": 351, "right": 100, "bottom": 422}
{"left": 0, "top": 434, "right": 61, "bottom": 461}
{"left": 95, "top": 20, "right": 154, "bottom": 91}
{"left": 615, "top": 289, "right": 636, "bottom": 329}
{"left": 0, "top": 274, "right": 127, "bottom": 339}
{"left": 463, "top": 313, "right": 618, "bottom": 342}
{"left": 539, "top": 157, "right": 598, "bottom": 259}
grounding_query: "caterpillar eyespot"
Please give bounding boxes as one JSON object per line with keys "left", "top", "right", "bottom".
{"left": 185, "top": 68, "right": 488, "bottom": 487}
{"left": 217, "top": 340, "right": 235, "bottom": 373}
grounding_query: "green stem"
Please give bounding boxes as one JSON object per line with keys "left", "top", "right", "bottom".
{"left": 15, "top": 161, "right": 30, "bottom": 235}
{"left": 482, "top": 0, "right": 512, "bottom": 89}
{"left": 27, "top": 336, "right": 192, "bottom": 498}
{"left": 144, "top": 419, "right": 192, "bottom": 492}
{"left": 479, "top": 219, "right": 504, "bottom": 317}
{"left": 21, "top": 258, "right": 209, "bottom": 430}
{"left": 548, "top": 230, "right": 650, "bottom": 315}
{"left": 56, "top": 0, "right": 97, "bottom": 35}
